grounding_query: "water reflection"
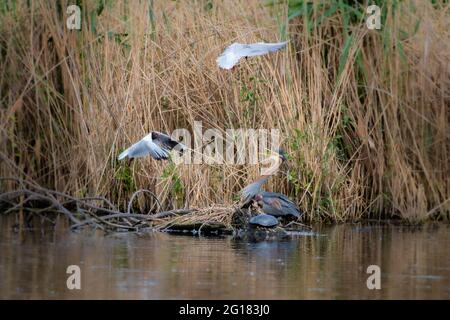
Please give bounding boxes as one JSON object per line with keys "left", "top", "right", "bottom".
{"left": 0, "top": 216, "right": 449, "bottom": 299}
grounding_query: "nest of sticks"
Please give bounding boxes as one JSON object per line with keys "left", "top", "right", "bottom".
{"left": 0, "top": 177, "right": 249, "bottom": 234}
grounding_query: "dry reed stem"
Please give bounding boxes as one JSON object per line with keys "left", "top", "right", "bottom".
{"left": 0, "top": 0, "right": 448, "bottom": 222}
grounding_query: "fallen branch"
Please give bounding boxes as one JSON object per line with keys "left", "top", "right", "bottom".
{"left": 1, "top": 177, "right": 304, "bottom": 235}
{"left": 0, "top": 177, "right": 198, "bottom": 232}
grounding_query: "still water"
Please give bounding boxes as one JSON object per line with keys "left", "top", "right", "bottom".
{"left": 0, "top": 216, "right": 449, "bottom": 299}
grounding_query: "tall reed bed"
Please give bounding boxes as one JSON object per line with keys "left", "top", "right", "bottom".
{"left": 0, "top": 0, "right": 448, "bottom": 222}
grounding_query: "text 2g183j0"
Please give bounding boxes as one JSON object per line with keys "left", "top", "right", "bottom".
{"left": 222, "top": 305, "right": 269, "bottom": 317}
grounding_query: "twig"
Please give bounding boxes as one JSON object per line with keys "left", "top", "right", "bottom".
{"left": 127, "top": 189, "right": 162, "bottom": 214}
{"left": 284, "top": 221, "right": 312, "bottom": 230}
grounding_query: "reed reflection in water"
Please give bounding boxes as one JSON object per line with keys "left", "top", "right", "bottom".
{"left": 0, "top": 216, "right": 449, "bottom": 299}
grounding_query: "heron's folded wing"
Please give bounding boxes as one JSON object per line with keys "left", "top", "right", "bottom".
{"left": 278, "top": 195, "right": 301, "bottom": 217}
{"left": 265, "top": 197, "right": 282, "bottom": 210}
{"left": 261, "top": 191, "right": 301, "bottom": 217}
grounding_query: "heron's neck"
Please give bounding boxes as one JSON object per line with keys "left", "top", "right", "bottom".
{"left": 261, "top": 164, "right": 280, "bottom": 177}
{"left": 253, "top": 173, "right": 272, "bottom": 186}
